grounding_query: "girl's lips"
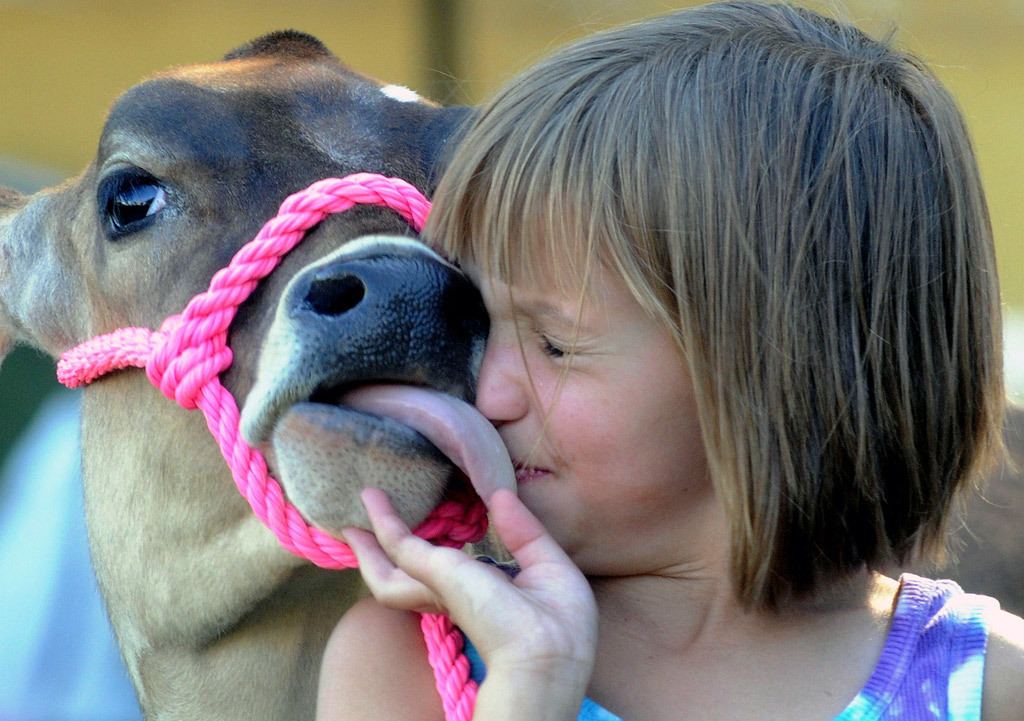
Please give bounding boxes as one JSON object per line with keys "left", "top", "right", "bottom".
{"left": 514, "top": 465, "right": 550, "bottom": 485}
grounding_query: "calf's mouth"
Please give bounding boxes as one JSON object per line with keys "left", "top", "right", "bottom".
{"left": 239, "top": 235, "right": 513, "bottom": 532}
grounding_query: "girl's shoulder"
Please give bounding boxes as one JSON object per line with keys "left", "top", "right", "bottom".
{"left": 981, "top": 609, "right": 1024, "bottom": 721}
{"left": 317, "top": 596, "right": 443, "bottom": 721}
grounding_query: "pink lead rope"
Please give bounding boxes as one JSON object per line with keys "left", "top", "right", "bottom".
{"left": 57, "top": 173, "right": 481, "bottom": 721}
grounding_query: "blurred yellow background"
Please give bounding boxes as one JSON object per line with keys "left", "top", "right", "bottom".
{"left": 3, "top": 1, "right": 1022, "bottom": 246}
{"left": 1, "top": 0, "right": 1023, "bottom": 460}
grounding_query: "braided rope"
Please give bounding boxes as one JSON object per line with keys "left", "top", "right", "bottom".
{"left": 57, "top": 173, "right": 480, "bottom": 721}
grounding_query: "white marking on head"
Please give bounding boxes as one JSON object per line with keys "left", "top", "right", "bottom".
{"left": 381, "top": 84, "right": 422, "bottom": 103}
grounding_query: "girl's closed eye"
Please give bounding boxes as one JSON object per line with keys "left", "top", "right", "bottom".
{"left": 540, "top": 334, "right": 568, "bottom": 359}
{"left": 514, "top": 314, "right": 578, "bottom": 361}
{"left": 535, "top": 324, "right": 588, "bottom": 361}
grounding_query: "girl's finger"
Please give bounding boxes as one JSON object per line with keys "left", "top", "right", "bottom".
{"left": 343, "top": 526, "right": 442, "bottom": 612}
{"left": 488, "top": 489, "right": 577, "bottom": 571}
{"left": 357, "top": 488, "right": 520, "bottom": 616}
{"left": 359, "top": 489, "right": 487, "bottom": 586}
{"left": 358, "top": 488, "right": 443, "bottom": 573}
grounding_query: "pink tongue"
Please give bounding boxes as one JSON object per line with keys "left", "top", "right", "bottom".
{"left": 341, "top": 385, "right": 516, "bottom": 503}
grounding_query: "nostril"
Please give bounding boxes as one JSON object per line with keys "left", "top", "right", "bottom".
{"left": 304, "top": 274, "right": 366, "bottom": 316}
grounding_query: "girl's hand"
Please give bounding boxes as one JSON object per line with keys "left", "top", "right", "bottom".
{"left": 343, "top": 487, "right": 598, "bottom": 696}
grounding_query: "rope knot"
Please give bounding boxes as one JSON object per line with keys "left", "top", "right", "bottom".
{"left": 146, "top": 308, "right": 235, "bottom": 410}
{"left": 414, "top": 486, "right": 489, "bottom": 548}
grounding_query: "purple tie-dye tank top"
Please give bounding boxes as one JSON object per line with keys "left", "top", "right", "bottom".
{"left": 463, "top": 573, "right": 998, "bottom": 720}
{"left": 834, "top": 573, "right": 998, "bottom": 721}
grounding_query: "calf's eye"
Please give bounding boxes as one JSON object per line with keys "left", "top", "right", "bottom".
{"left": 100, "top": 171, "right": 168, "bottom": 237}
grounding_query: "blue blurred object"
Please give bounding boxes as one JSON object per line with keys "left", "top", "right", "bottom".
{"left": 0, "top": 392, "right": 142, "bottom": 721}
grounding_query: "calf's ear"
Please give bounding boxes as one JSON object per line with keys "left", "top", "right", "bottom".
{"left": 0, "top": 185, "right": 28, "bottom": 373}
{"left": 223, "top": 31, "right": 336, "bottom": 63}
{"left": 0, "top": 332, "right": 11, "bottom": 375}
{"left": 419, "top": 105, "right": 477, "bottom": 195}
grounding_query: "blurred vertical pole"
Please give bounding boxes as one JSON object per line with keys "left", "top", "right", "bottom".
{"left": 422, "top": 0, "right": 463, "bottom": 104}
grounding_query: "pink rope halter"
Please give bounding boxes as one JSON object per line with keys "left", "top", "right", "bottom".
{"left": 58, "top": 173, "right": 480, "bottom": 721}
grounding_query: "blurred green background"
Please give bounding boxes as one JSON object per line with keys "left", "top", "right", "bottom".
{"left": 1, "top": 0, "right": 1023, "bottom": 474}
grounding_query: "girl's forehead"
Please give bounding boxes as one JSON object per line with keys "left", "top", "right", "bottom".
{"left": 465, "top": 249, "right": 592, "bottom": 299}
{"left": 468, "top": 255, "right": 623, "bottom": 320}
{"left": 464, "top": 228, "right": 594, "bottom": 291}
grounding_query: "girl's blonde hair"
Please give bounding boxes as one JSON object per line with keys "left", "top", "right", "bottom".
{"left": 427, "top": 1, "right": 1004, "bottom": 608}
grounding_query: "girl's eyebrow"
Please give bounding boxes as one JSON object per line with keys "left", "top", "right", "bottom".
{"left": 511, "top": 297, "right": 590, "bottom": 333}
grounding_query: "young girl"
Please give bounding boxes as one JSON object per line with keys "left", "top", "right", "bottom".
{"left": 318, "top": 3, "right": 1024, "bottom": 719}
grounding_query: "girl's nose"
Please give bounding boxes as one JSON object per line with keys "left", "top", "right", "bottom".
{"left": 474, "top": 335, "right": 530, "bottom": 425}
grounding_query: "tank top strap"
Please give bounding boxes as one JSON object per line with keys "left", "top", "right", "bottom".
{"left": 935, "top": 576, "right": 1000, "bottom": 721}
{"left": 834, "top": 573, "right": 999, "bottom": 721}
